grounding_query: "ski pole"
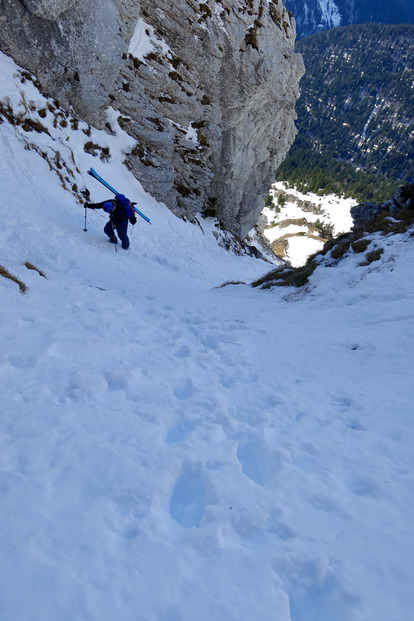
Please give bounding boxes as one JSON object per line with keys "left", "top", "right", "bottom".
{"left": 83, "top": 206, "right": 87, "bottom": 232}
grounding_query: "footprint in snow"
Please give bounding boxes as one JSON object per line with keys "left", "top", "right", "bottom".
{"left": 105, "top": 493, "right": 146, "bottom": 540}
{"left": 329, "top": 394, "right": 355, "bottom": 413}
{"left": 179, "top": 311, "right": 207, "bottom": 326}
{"left": 347, "top": 474, "right": 381, "bottom": 499}
{"left": 173, "top": 345, "right": 191, "bottom": 359}
{"left": 7, "top": 353, "right": 37, "bottom": 369}
{"left": 237, "top": 435, "right": 282, "bottom": 486}
{"left": 198, "top": 331, "right": 219, "bottom": 350}
{"left": 273, "top": 556, "right": 362, "bottom": 621}
{"left": 68, "top": 372, "right": 108, "bottom": 397}
{"left": 344, "top": 418, "right": 366, "bottom": 431}
{"left": 167, "top": 409, "right": 199, "bottom": 444}
{"left": 170, "top": 462, "right": 208, "bottom": 528}
{"left": 173, "top": 377, "right": 194, "bottom": 400}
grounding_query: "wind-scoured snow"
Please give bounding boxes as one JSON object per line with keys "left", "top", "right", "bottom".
{"left": 128, "top": 17, "right": 171, "bottom": 60}
{"left": 1, "top": 51, "right": 414, "bottom": 621}
{"left": 318, "top": 0, "right": 342, "bottom": 28}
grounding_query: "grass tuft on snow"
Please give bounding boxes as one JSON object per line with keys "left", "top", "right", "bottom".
{"left": 24, "top": 261, "right": 47, "bottom": 278}
{"left": 0, "top": 265, "right": 27, "bottom": 293}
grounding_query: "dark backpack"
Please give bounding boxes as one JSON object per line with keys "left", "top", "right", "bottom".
{"left": 116, "top": 194, "right": 134, "bottom": 219}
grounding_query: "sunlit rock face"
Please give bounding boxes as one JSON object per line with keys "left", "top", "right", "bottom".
{"left": 0, "top": 0, "right": 303, "bottom": 237}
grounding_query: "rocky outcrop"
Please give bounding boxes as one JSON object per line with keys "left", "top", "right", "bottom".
{"left": 252, "top": 184, "right": 414, "bottom": 290}
{"left": 0, "top": 0, "right": 303, "bottom": 238}
{"left": 351, "top": 185, "right": 414, "bottom": 229}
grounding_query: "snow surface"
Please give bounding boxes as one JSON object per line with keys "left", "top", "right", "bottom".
{"left": 265, "top": 223, "right": 308, "bottom": 242}
{"left": 128, "top": 17, "right": 171, "bottom": 61}
{"left": 318, "top": 0, "right": 342, "bottom": 29}
{"left": 1, "top": 51, "right": 414, "bottom": 621}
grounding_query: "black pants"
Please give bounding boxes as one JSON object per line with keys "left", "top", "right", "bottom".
{"left": 104, "top": 220, "right": 129, "bottom": 249}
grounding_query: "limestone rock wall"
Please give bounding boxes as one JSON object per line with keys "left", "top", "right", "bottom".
{"left": 0, "top": 0, "right": 304, "bottom": 237}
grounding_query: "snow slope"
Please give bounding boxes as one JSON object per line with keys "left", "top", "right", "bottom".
{"left": 1, "top": 51, "right": 414, "bottom": 621}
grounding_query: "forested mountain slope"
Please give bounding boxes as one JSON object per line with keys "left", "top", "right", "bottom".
{"left": 284, "top": 0, "right": 414, "bottom": 39}
{"left": 277, "top": 24, "right": 414, "bottom": 202}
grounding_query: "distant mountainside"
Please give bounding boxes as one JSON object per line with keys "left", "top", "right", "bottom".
{"left": 285, "top": 0, "right": 414, "bottom": 39}
{"left": 276, "top": 23, "right": 414, "bottom": 203}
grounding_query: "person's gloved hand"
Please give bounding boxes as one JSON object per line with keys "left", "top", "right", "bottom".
{"left": 130, "top": 215, "right": 137, "bottom": 225}
{"left": 84, "top": 203, "right": 91, "bottom": 209}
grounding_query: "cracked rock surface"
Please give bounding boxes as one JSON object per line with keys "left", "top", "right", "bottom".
{"left": 0, "top": 0, "right": 303, "bottom": 237}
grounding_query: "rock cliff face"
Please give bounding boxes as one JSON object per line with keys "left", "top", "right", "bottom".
{"left": 351, "top": 185, "right": 414, "bottom": 229}
{"left": 0, "top": 0, "right": 303, "bottom": 237}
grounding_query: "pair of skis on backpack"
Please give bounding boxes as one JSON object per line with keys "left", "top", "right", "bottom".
{"left": 87, "top": 168, "right": 151, "bottom": 224}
